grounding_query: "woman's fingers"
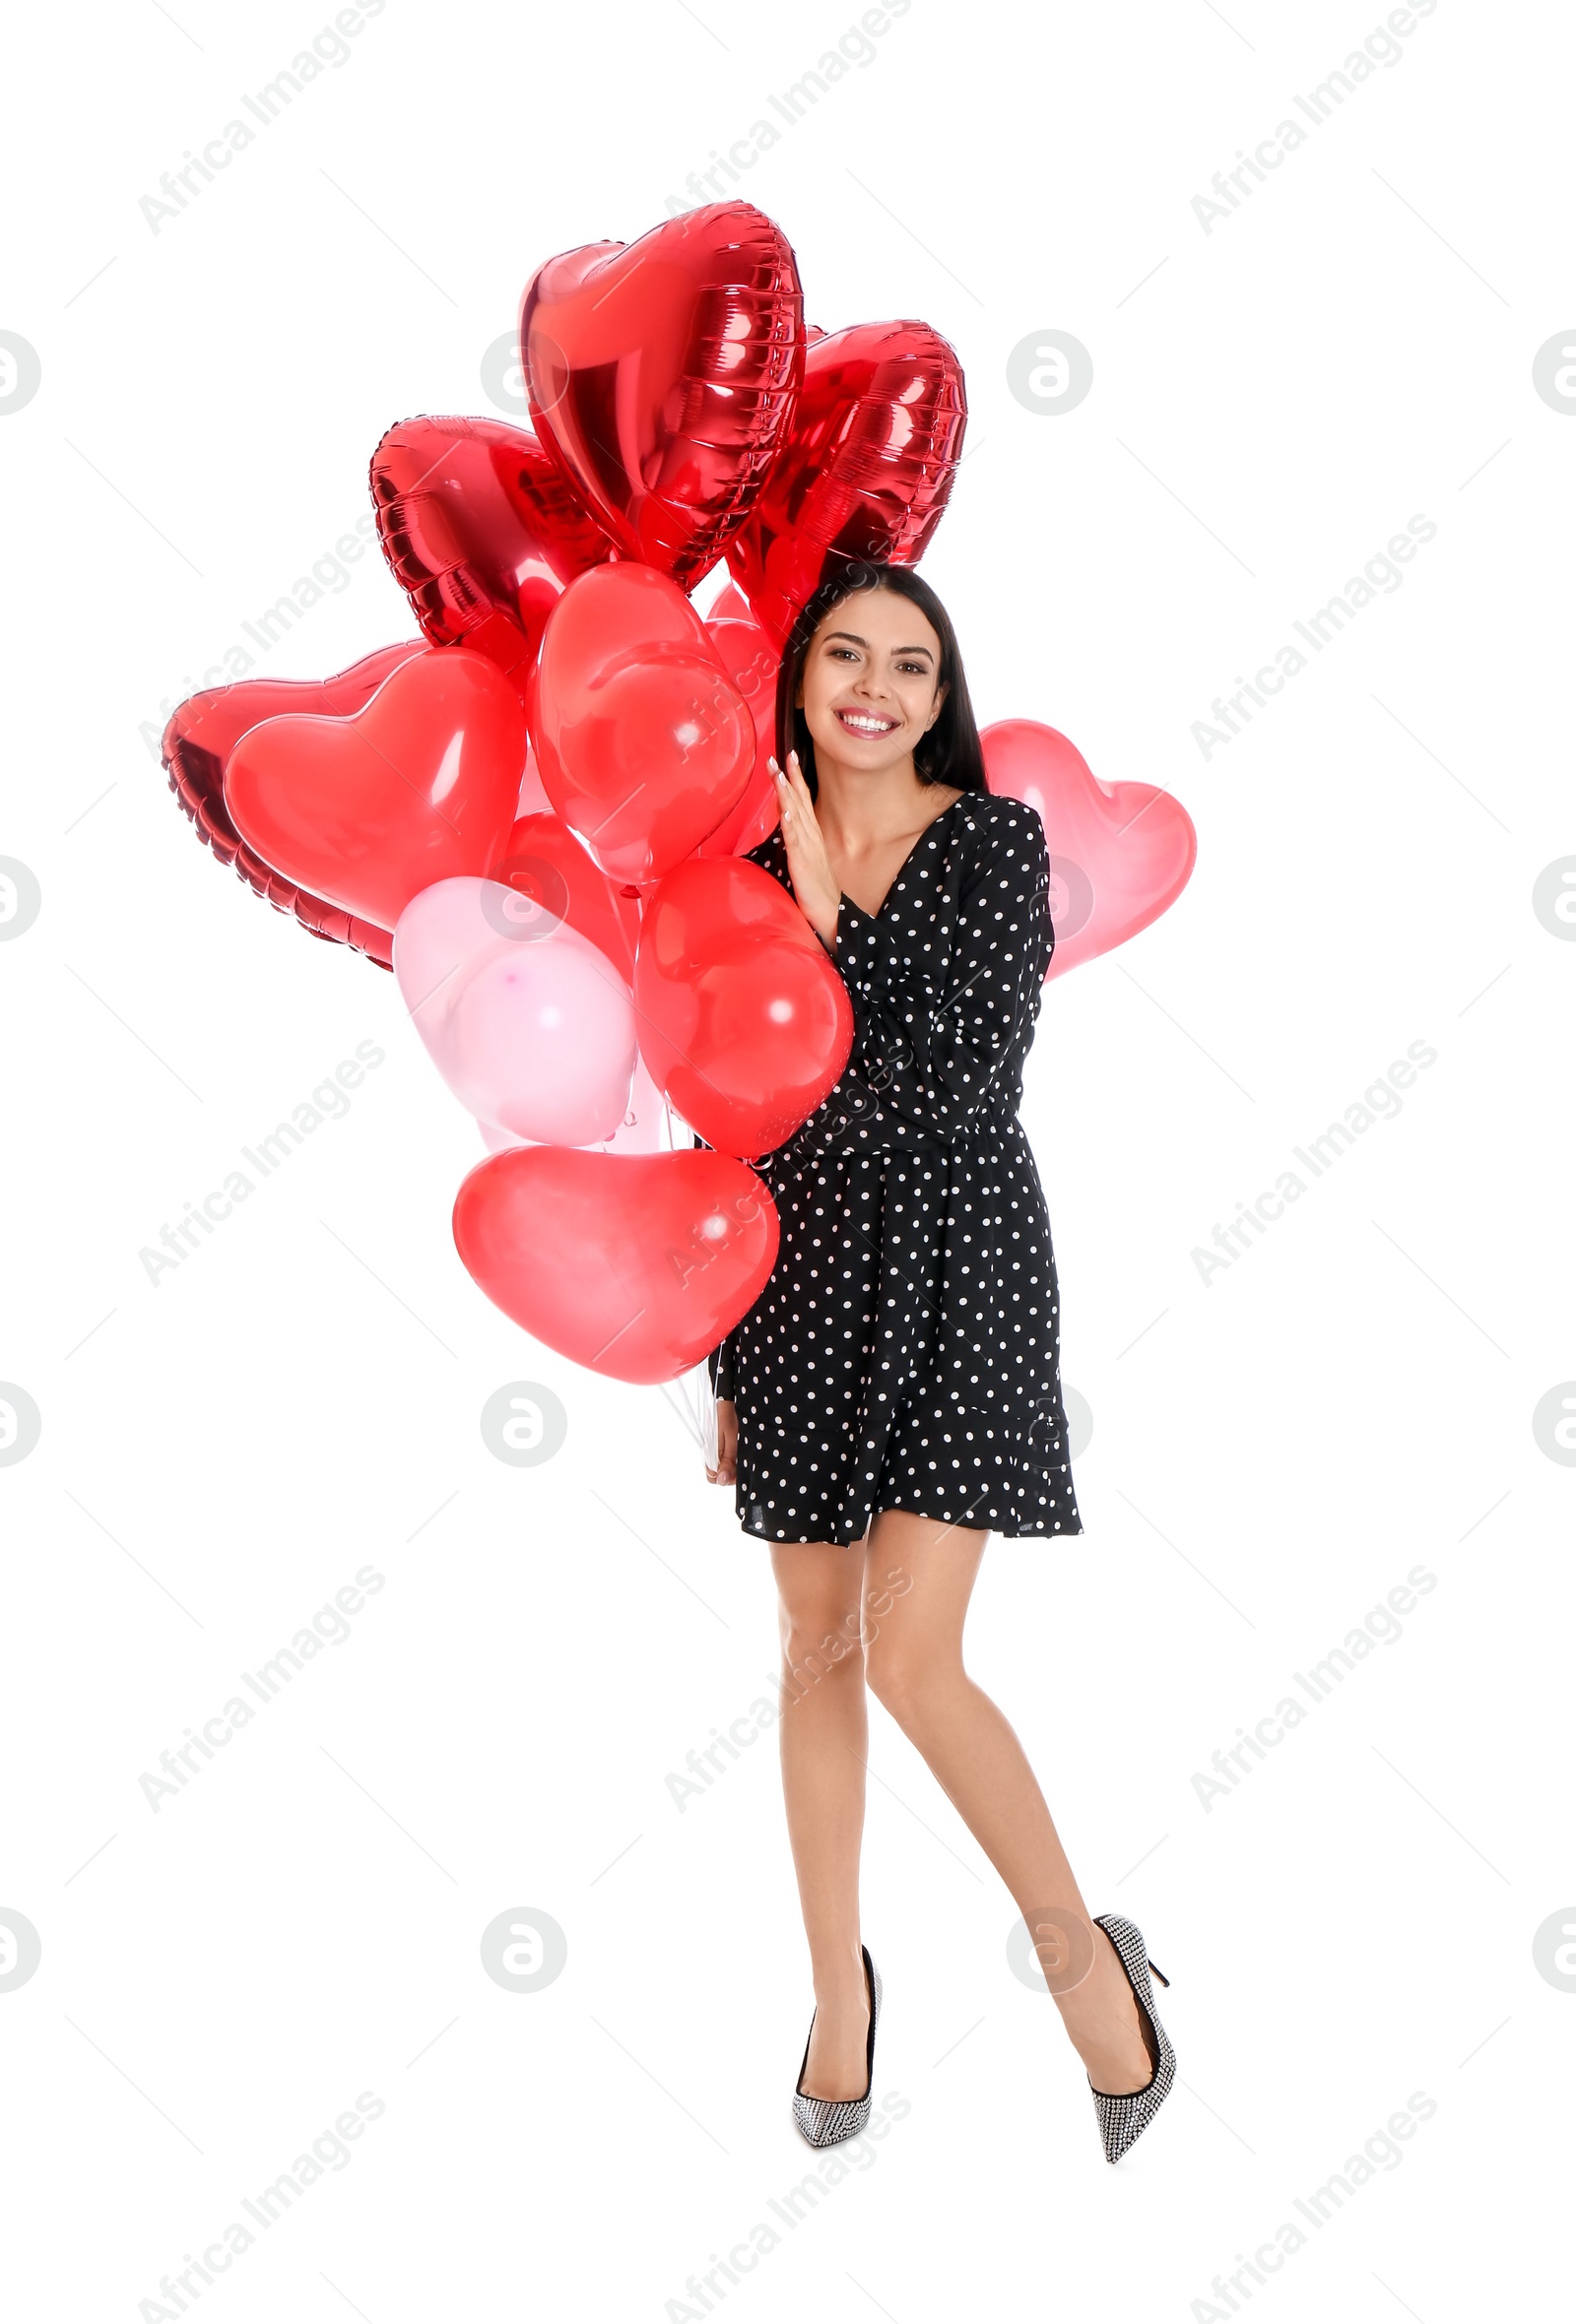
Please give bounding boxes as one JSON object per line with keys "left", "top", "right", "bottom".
{"left": 708, "top": 1398, "right": 738, "bottom": 1484}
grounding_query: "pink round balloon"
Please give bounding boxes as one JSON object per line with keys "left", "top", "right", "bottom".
{"left": 981, "top": 720, "right": 1196, "bottom": 980}
{"left": 393, "top": 876, "right": 636, "bottom": 1144}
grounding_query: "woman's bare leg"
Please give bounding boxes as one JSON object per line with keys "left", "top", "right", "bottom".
{"left": 861, "top": 1511, "right": 1154, "bottom": 2095}
{"left": 769, "top": 1539, "right": 877, "bottom": 2101}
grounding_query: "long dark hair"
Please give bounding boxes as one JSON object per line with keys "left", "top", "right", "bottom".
{"left": 773, "top": 561, "right": 985, "bottom": 801}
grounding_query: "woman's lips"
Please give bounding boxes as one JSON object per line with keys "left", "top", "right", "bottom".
{"left": 835, "top": 707, "right": 898, "bottom": 736}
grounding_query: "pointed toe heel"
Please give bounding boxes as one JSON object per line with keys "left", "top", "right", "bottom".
{"left": 1088, "top": 1911, "right": 1175, "bottom": 2164}
{"left": 793, "top": 1945, "right": 881, "bottom": 2150}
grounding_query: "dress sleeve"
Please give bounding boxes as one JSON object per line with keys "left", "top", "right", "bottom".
{"left": 708, "top": 1332, "right": 737, "bottom": 1401}
{"left": 774, "top": 800, "right": 1053, "bottom": 1162}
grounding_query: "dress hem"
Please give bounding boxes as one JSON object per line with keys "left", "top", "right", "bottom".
{"left": 733, "top": 1499, "right": 1084, "bottom": 1546}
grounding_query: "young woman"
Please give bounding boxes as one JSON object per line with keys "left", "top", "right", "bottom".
{"left": 702, "top": 561, "right": 1175, "bottom": 2163}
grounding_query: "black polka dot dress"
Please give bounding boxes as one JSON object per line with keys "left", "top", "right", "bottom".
{"left": 704, "top": 789, "right": 1083, "bottom": 1546}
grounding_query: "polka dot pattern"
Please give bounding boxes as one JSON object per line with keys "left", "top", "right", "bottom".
{"left": 704, "top": 791, "right": 1084, "bottom": 1546}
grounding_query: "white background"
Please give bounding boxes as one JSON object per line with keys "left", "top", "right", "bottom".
{"left": 1, "top": 1, "right": 1571, "bottom": 2317}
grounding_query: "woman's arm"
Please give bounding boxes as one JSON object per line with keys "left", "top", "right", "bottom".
{"left": 705, "top": 1336, "right": 737, "bottom": 1485}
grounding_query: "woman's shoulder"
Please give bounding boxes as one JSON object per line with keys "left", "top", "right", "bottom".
{"left": 953, "top": 788, "right": 1049, "bottom": 875}
{"left": 953, "top": 787, "right": 1041, "bottom": 833}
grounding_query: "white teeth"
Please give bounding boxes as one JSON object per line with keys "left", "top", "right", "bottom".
{"left": 839, "top": 711, "right": 895, "bottom": 734}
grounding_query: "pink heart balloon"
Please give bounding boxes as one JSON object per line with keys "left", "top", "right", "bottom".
{"left": 393, "top": 876, "right": 636, "bottom": 1144}
{"left": 981, "top": 721, "right": 1196, "bottom": 980}
{"left": 481, "top": 1050, "right": 676, "bottom": 1156}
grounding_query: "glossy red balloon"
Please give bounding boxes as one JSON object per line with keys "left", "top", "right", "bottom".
{"left": 162, "top": 641, "right": 425, "bottom": 968}
{"left": 694, "top": 614, "right": 780, "bottom": 860}
{"left": 530, "top": 563, "right": 755, "bottom": 887}
{"left": 452, "top": 1145, "right": 778, "bottom": 1384}
{"left": 633, "top": 858, "right": 853, "bottom": 1157}
{"left": 369, "top": 416, "right": 614, "bottom": 695}
{"left": 981, "top": 720, "right": 1197, "bottom": 981}
{"left": 224, "top": 647, "right": 527, "bottom": 934}
{"left": 493, "top": 810, "right": 642, "bottom": 985}
{"left": 725, "top": 320, "right": 967, "bottom": 647}
{"left": 521, "top": 201, "right": 804, "bottom": 590}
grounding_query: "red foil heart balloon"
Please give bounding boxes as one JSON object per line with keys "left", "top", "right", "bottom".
{"left": 368, "top": 416, "right": 614, "bottom": 694}
{"left": 633, "top": 858, "right": 853, "bottom": 1157}
{"left": 529, "top": 563, "right": 755, "bottom": 887}
{"left": 520, "top": 201, "right": 804, "bottom": 590}
{"left": 452, "top": 1145, "right": 779, "bottom": 1383}
{"left": 162, "top": 641, "right": 425, "bottom": 969}
{"left": 981, "top": 720, "right": 1197, "bottom": 980}
{"left": 725, "top": 319, "right": 967, "bottom": 647}
{"left": 492, "top": 810, "right": 642, "bottom": 985}
{"left": 224, "top": 647, "right": 527, "bottom": 934}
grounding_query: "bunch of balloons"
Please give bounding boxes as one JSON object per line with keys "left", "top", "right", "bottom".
{"left": 161, "top": 200, "right": 1194, "bottom": 1386}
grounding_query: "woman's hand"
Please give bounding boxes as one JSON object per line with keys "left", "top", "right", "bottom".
{"left": 707, "top": 1398, "right": 738, "bottom": 1487}
{"left": 770, "top": 750, "right": 841, "bottom": 950}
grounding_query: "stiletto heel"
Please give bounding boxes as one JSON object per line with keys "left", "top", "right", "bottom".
{"left": 1088, "top": 1912, "right": 1175, "bottom": 2164}
{"left": 793, "top": 1945, "right": 881, "bottom": 2149}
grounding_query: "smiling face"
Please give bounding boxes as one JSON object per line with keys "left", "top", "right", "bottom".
{"left": 794, "top": 586, "right": 948, "bottom": 781}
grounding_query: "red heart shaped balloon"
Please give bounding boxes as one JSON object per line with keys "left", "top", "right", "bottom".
{"left": 725, "top": 319, "right": 967, "bottom": 647}
{"left": 224, "top": 647, "right": 527, "bottom": 934}
{"left": 530, "top": 563, "right": 755, "bottom": 887}
{"left": 693, "top": 613, "right": 780, "bottom": 860}
{"left": 633, "top": 858, "right": 853, "bottom": 1156}
{"left": 162, "top": 641, "right": 425, "bottom": 968}
{"left": 521, "top": 200, "right": 804, "bottom": 590}
{"left": 492, "top": 810, "right": 642, "bottom": 985}
{"left": 981, "top": 721, "right": 1197, "bottom": 980}
{"left": 368, "top": 416, "right": 614, "bottom": 694}
{"left": 452, "top": 1145, "right": 778, "bottom": 1383}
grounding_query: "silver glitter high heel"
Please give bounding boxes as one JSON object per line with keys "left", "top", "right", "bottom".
{"left": 793, "top": 1945, "right": 881, "bottom": 2149}
{"left": 1088, "top": 1912, "right": 1175, "bottom": 2163}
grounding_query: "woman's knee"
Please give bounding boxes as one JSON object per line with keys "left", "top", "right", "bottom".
{"left": 778, "top": 1595, "right": 865, "bottom": 1682}
{"left": 771, "top": 1545, "right": 865, "bottom": 1677}
{"left": 864, "top": 1634, "right": 964, "bottom": 1718}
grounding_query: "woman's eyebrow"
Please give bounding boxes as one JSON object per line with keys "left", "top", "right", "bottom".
{"left": 823, "top": 630, "right": 935, "bottom": 658}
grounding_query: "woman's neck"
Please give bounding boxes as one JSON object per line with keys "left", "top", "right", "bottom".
{"left": 812, "top": 755, "right": 943, "bottom": 848}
